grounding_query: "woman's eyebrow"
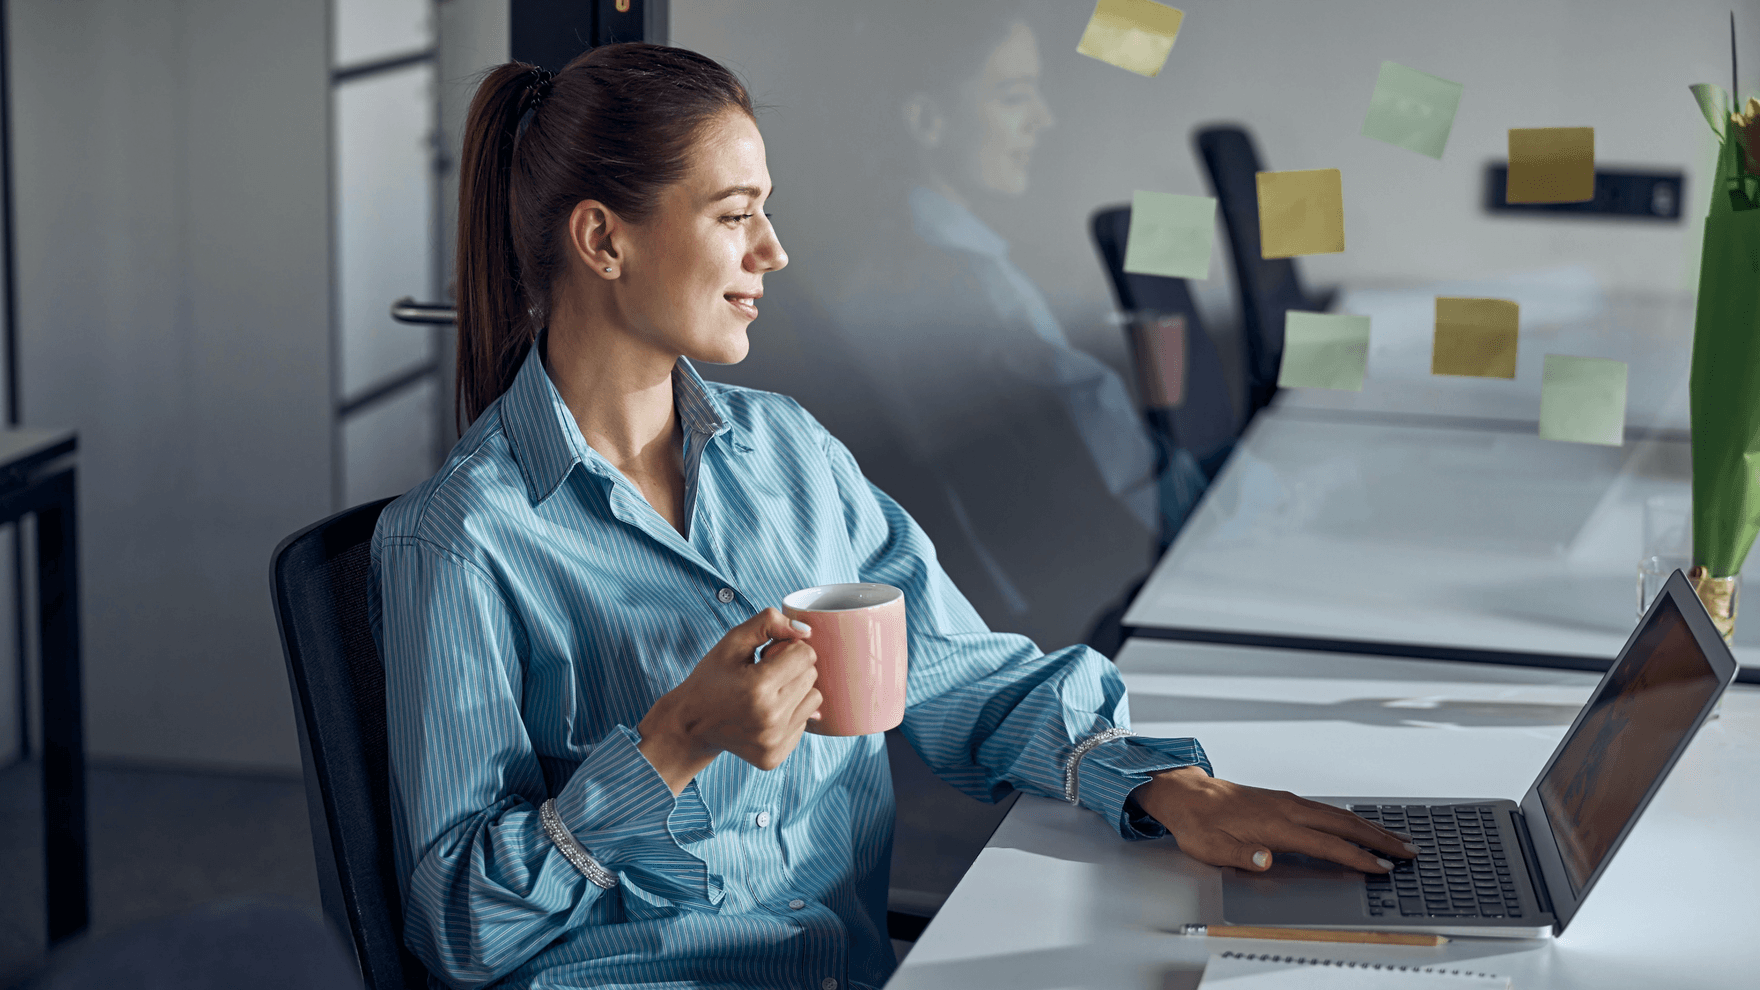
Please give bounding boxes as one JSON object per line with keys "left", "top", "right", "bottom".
{"left": 709, "top": 184, "right": 769, "bottom": 203}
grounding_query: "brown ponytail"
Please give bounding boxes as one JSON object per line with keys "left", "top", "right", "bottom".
{"left": 453, "top": 44, "right": 756, "bottom": 432}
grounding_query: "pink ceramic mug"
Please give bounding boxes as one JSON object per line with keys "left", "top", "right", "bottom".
{"left": 781, "top": 583, "right": 908, "bottom": 736}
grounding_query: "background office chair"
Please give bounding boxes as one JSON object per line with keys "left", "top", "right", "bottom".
{"left": 1089, "top": 204, "right": 1240, "bottom": 483}
{"left": 1085, "top": 205, "right": 1242, "bottom": 656}
{"left": 271, "top": 500, "right": 939, "bottom": 990}
{"left": 1193, "top": 125, "right": 1337, "bottom": 420}
{"left": 270, "top": 497, "right": 425, "bottom": 990}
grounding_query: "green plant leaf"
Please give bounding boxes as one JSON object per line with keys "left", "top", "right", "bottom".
{"left": 1692, "top": 82, "right": 1730, "bottom": 142}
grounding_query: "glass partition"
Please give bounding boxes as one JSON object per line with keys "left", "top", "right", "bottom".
{"left": 673, "top": 0, "right": 1745, "bottom": 660}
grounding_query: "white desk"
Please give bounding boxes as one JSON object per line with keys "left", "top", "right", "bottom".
{"left": 1279, "top": 283, "right": 1694, "bottom": 435}
{"left": 1122, "top": 410, "right": 1760, "bottom": 675}
{"left": 887, "top": 639, "right": 1760, "bottom": 989}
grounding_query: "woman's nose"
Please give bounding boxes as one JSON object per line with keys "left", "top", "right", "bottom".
{"left": 1029, "top": 92, "right": 1056, "bottom": 132}
{"left": 749, "top": 218, "right": 788, "bottom": 273}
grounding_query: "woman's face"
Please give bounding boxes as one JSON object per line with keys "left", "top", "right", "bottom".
{"left": 614, "top": 111, "right": 787, "bottom": 365}
{"left": 962, "top": 21, "right": 1055, "bottom": 196}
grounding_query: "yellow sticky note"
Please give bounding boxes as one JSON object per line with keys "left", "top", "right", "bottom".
{"left": 1432, "top": 297, "right": 1520, "bottom": 379}
{"left": 1507, "top": 128, "right": 1594, "bottom": 204}
{"left": 1256, "top": 169, "right": 1345, "bottom": 258}
{"left": 1076, "top": 0, "right": 1185, "bottom": 78}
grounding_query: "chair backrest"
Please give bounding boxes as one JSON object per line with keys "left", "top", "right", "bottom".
{"left": 269, "top": 497, "right": 428, "bottom": 990}
{"left": 1193, "top": 125, "right": 1325, "bottom": 419}
{"left": 1088, "top": 205, "right": 1239, "bottom": 471}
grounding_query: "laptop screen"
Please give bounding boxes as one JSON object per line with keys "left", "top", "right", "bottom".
{"left": 1536, "top": 594, "right": 1722, "bottom": 894}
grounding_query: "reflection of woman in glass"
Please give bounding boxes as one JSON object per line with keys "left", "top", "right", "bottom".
{"left": 372, "top": 42, "right": 1413, "bottom": 990}
{"left": 825, "top": 4, "right": 1178, "bottom": 648}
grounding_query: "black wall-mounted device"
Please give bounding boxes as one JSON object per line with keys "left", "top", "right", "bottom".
{"left": 511, "top": 0, "right": 669, "bottom": 73}
{"left": 1483, "top": 164, "right": 1685, "bottom": 221}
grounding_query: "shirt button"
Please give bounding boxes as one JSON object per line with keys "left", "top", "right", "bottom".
{"left": 788, "top": 898, "right": 805, "bottom": 910}
{"left": 755, "top": 811, "right": 771, "bottom": 828}
{"left": 822, "top": 980, "right": 838, "bottom": 990}
{"left": 716, "top": 587, "right": 736, "bottom": 604}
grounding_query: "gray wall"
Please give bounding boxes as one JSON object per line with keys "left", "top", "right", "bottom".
{"left": 438, "top": 0, "right": 511, "bottom": 307}
{"left": 10, "top": 0, "right": 332, "bottom": 771}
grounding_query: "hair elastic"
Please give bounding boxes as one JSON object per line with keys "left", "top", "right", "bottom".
{"left": 526, "top": 68, "right": 555, "bottom": 113}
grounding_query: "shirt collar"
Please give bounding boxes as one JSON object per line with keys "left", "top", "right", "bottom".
{"left": 500, "top": 332, "right": 733, "bottom": 506}
{"left": 671, "top": 357, "right": 728, "bottom": 443}
{"left": 910, "top": 184, "right": 1009, "bottom": 260}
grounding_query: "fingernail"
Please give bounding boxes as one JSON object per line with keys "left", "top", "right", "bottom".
{"left": 1251, "top": 850, "right": 1270, "bottom": 869}
{"left": 790, "top": 619, "right": 811, "bottom": 634}
{"left": 1375, "top": 857, "right": 1394, "bottom": 870}
{"left": 1389, "top": 830, "right": 1415, "bottom": 841}
{"left": 1403, "top": 842, "right": 1421, "bottom": 855}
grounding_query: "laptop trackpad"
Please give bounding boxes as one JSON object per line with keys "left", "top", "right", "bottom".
{"left": 1222, "top": 853, "right": 1367, "bottom": 925}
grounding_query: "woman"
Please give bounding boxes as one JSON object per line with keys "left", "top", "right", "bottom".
{"left": 370, "top": 44, "right": 1412, "bottom": 990}
{"left": 824, "top": 8, "right": 1175, "bottom": 643}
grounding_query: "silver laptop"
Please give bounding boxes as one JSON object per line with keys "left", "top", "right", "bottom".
{"left": 1221, "top": 568, "right": 1739, "bottom": 938}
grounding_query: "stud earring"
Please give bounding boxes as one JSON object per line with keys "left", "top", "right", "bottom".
{"left": 604, "top": 267, "right": 612, "bottom": 273}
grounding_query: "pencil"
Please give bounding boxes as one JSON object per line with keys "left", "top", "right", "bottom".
{"left": 1173, "top": 924, "right": 1449, "bottom": 947}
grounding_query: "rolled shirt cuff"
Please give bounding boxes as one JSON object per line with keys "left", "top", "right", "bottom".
{"left": 547, "top": 724, "right": 724, "bottom": 906}
{"left": 1076, "top": 734, "right": 1212, "bottom": 839}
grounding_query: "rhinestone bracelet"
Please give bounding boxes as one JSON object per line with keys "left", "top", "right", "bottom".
{"left": 1062, "top": 727, "right": 1137, "bottom": 806}
{"left": 539, "top": 799, "right": 618, "bottom": 890}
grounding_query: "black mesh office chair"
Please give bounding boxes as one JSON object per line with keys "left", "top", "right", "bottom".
{"left": 270, "top": 499, "right": 937, "bottom": 990}
{"left": 1194, "top": 125, "right": 1337, "bottom": 419}
{"left": 1088, "top": 205, "right": 1240, "bottom": 479}
{"left": 1084, "top": 205, "right": 1242, "bottom": 656}
{"left": 270, "top": 497, "right": 426, "bottom": 990}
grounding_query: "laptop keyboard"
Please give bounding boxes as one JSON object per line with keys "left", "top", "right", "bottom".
{"left": 1353, "top": 804, "right": 1523, "bottom": 919}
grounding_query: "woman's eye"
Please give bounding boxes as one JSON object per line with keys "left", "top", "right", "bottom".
{"left": 722, "top": 213, "right": 754, "bottom": 224}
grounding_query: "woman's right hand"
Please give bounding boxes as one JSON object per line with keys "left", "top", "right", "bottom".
{"left": 637, "top": 608, "right": 822, "bottom": 794}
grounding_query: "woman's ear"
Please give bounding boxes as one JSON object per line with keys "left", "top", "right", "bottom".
{"left": 901, "top": 93, "right": 945, "bottom": 150}
{"left": 567, "top": 199, "right": 622, "bottom": 278}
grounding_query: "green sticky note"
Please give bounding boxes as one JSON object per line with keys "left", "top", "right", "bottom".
{"left": 1123, "top": 190, "right": 1216, "bottom": 279}
{"left": 1539, "top": 354, "right": 1626, "bottom": 446}
{"left": 1278, "top": 312, "right": 1370, "bottom": 391}
{"left": 1361, "top": 61, "right": 1463, "bottom": 159}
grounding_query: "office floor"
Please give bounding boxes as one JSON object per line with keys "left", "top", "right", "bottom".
{"left": 0, "top": 759, "right": 322, "bottom": 985}
{"left": 0, "top": 739, "right": 1011, "bottom": 984}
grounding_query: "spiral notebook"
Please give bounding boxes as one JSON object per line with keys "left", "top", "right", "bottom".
{"left": 1197, "top": 951, "right": 1512, "bottom": 988}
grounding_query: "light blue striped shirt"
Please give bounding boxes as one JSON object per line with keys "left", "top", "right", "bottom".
{"left": 369, "top": 337, "right": 1211, "bottom": 990}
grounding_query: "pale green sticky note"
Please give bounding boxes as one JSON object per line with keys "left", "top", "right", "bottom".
{"left": 1539, "top": 354, "right": 1626, "bottom": 446}
{"left": 1123, "top": 190, "right": 1216, "bottom": 279}
{"left": 1361, "top": 61, "right": 1463, "bottom": 159}
{"left": 1278, "top": 312, "right": 1370, "bottom": 391}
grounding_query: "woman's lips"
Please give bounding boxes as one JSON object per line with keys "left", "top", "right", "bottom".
{"left": 725, "top": 294, "right": 760, "bottom": 319}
